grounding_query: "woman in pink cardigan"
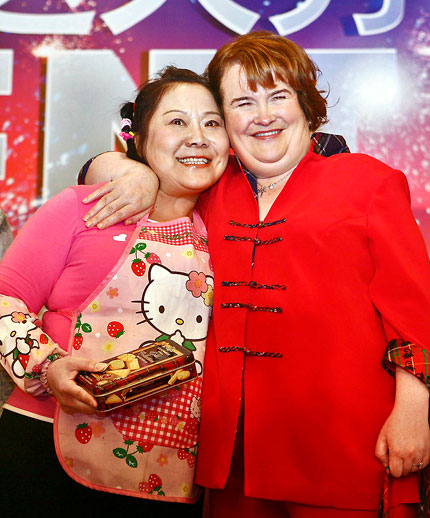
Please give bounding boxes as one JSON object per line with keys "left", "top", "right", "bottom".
{"left": 0, "top": 66, "right": 228, "bottom": 515}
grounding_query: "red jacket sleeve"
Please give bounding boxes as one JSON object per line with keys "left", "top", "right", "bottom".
{"left": 366, "top": 170, "right": 430, "bottom": 385}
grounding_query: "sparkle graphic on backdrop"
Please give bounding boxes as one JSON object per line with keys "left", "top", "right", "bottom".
{"left": 355, "top": 8, "right": 430, "bottom": 239}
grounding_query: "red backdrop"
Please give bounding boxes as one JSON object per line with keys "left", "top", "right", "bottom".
{"left": 0, "top": 0, "right": 429, "bottom": 247}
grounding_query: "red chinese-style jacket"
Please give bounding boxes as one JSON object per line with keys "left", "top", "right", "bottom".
{"left": 195, "top": 150, "right": 430, "bottom": 510}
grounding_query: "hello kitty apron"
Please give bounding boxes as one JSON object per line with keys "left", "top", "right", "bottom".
{"left": 54, "top": 213, "right": 213, "bottom": 502}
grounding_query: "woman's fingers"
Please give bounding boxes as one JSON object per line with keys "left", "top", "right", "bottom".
{"left": 47, "top": 357, "right": 106, "bottom": 413}
{"left": 83, "top": 191, "right": 122, "bottom": 226}
{"left": 61, "top": 399, "right": 97, "bottom": 415}
{"left": 388, "top": 445, "right": 429, "bottom": 477}
{"left": 65, "top": 380, "right": 98, "bottom": 408}
{"left": 54, "top": 384, "right": 98, "bottom": 413}
{"left": 375, "top": 402, "right": 430, "bottom": 478}
{"left": 86, "top": 199, "right": 153, "bottom": 228}
{"left": 375, "top": 430, "right": 389, "bottom": 468}
{"left": 410, "top": 452, "right": 429, "bottom": 473}
{"left": 387, "top": 440, "right": 429, "bottom": 477}
{"left": 82, "top": 183, "right": 113, "bottom": 204}
{"left": 388, "top": 454, "right": 404, "bottom": 478}
{"left": 85, "top": 198, "right": 131, "bottom": 229}
{"left": 375, "top": 431, "right": 427, "bottom": 477}
{"left": 125, "top": 210, "right": 152, "bottom": 225}
{"left": 83, "top": 169, "right": 158, "bottom": 228}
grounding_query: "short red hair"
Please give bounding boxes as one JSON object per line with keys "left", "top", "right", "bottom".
{"left": 206, "top": 31, "right": 328, "bottom": 132}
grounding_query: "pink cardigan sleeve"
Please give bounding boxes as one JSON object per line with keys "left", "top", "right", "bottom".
{"left": 0, "top": 188, "right": 80, "bottom": 313}
{"left": 0, "top": 188, "right": 79, "bottom": 394}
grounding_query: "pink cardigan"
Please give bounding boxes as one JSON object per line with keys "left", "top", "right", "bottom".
{"left": 0, "top": 184, "right": 136, "bottom": 420}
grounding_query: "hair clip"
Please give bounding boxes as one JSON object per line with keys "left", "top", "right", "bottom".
{"left": 119, "top": 130, "right": 135, "bottom": 141}
{"left": 120, "top": 118, "right": 133, "bottom": 129}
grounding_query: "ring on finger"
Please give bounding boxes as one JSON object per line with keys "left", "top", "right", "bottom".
{"left": 412, "top": 460, "right": 424, "bottom": 469}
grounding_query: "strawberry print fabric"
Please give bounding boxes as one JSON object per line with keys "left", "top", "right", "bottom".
{"left": 112, "top": 378, "right": 202, "bottom": 448}
{"left": 0, "top": 295, "right": 65, "bottom": 395}
{"left": 55, "top": 213, "right": 213, "bottom": 502}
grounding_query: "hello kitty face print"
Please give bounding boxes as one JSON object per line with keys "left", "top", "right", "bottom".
{"left": 0, "top": 311, "right": 40, "bottom": 378}
{"left": 136, "top": 264, "right": 214, "bottom": 351}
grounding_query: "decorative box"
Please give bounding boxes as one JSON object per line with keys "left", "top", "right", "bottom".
{"left": 76, "top": 339, "right": 197, "bottom": 413}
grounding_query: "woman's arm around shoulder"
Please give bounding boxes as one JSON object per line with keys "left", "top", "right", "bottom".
{"left": 79, "top": 151, "right": 159, "bottom": 229}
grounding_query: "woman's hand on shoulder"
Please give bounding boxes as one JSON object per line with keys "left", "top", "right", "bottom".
{"left": 47, "top": 356, "right": 107, "bottom": 415}
{"left": 375, "top": 367, "right": 430, "bottom": 477}
{"left": 83, "top": 152, "right": 159, "bottom": 229}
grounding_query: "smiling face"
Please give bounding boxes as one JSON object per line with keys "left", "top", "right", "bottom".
{"left": 221, "top": 64, "right": 311, "bottom": 179}
{"left": 144, "top": 83, "right": 229, "bottom": 197}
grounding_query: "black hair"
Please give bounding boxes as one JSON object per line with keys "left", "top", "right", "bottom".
{"left": 120, "top": 66, "right": 215, "bottom": 165}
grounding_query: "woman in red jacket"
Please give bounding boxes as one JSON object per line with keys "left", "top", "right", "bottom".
{"left": 79, "top": 32, "right": 430, "bottom": 518}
